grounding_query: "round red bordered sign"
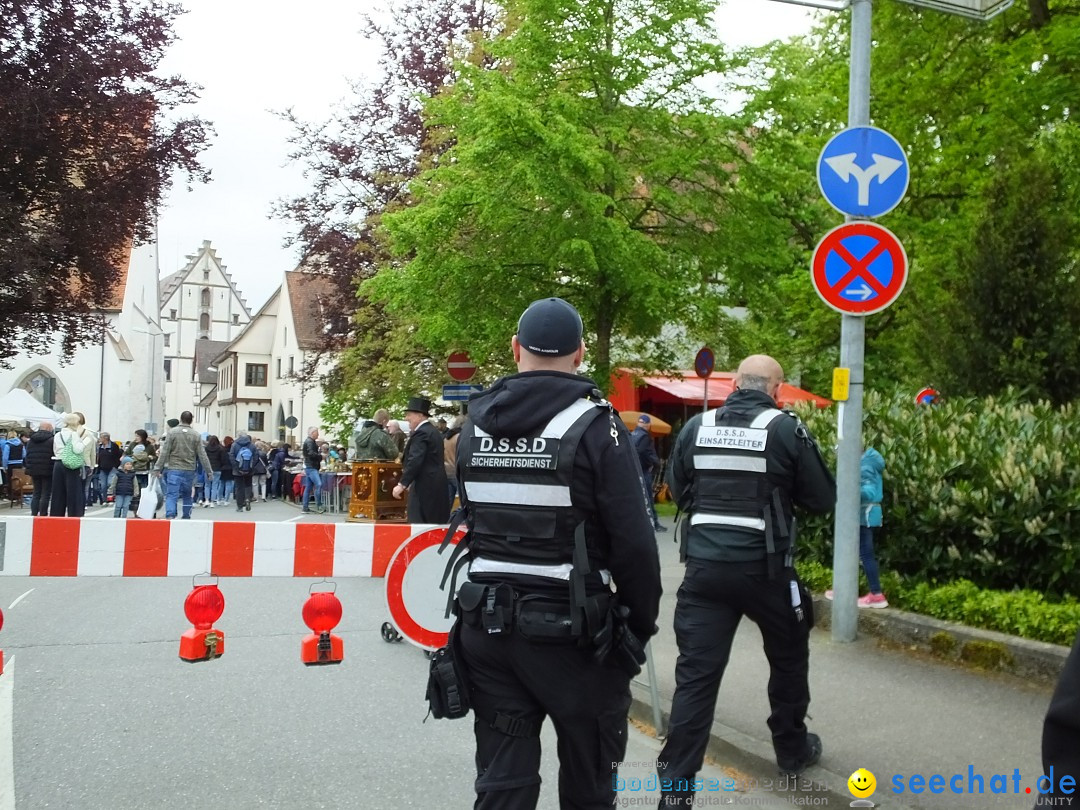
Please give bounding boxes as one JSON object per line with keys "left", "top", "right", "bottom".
{"left": 811, "top": 222, "right": 908, "bottom": 316}
{"left": 384, "top": 526, "right": 467, "bottom": 650}
{"left": 446, "top": 351, "right": 477, "bottom": 382}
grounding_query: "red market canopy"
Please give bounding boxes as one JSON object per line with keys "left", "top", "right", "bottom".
{"left": 610, "top": 370, "right": 831, "bottom": 412}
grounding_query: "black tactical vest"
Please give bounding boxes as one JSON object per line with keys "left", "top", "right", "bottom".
{"left": 690, "top": 405, "right": 795, "bottom": 557}
{"left": 459, "top": 398, "right": 606, "bottom": 567}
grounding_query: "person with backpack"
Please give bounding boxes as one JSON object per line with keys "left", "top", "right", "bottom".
{"left": 50, "top": 412, "right": 95, "bottom": 517}
{"left": 251, "top": 441, "right": 270, "bottom": 502}
{"left": 230, "top": 431, "right": 256, "bottom": 513}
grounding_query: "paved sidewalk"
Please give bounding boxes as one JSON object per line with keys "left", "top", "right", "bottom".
{"left": 631, "top": 518, "right": 1060, "bottom": 810}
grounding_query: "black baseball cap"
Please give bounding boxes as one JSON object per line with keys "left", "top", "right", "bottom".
{"left": 516, "top": 298, "right": 583, "bottom": 357}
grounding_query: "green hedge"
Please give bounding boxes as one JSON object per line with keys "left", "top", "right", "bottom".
{"left": 797, "top": 560, "right": 1080, "bottom": 646}
{"left": 794, "top": 389, "right": 1080, "bottom": 599}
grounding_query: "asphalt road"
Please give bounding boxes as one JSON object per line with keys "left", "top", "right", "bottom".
{"left": 0, "top": 517, "right": 787, "bottom": 809}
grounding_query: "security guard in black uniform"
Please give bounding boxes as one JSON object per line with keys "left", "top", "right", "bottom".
{"left": 656, "top": 354, "right": 835, "bottom": 807}
{"left": 451, "top": 297, "right": 662, "bottom": 809}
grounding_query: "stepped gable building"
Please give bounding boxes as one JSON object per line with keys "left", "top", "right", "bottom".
{"left": 160, "top": 241, "right": 252, "bottom": 429}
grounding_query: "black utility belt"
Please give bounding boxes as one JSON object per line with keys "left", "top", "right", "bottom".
{"left": 456, "top": 581, "right": 604, "bottom": 643}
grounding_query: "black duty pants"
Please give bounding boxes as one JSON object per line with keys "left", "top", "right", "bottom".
{"left": 657, "top": 559, "right": 811, "bottom": 805}
{"left": 30, "top": 474, "right": 52, "bottom": 516}
{"left": 459, "top": 621, "right": 632, "bottom": 809}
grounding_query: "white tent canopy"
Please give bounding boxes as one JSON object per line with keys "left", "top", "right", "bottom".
{"left": 0, "top": 388, "right": 61, "bottom": 428}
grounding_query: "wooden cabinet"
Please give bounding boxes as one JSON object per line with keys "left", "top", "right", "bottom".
{"left": 347, "top": 461, "right": 407, "bottom": 522}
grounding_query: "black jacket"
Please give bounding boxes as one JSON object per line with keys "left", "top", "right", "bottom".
{"left": 631, "top": 425, "right": 660, "bottom": 476}
{"left": 400, "top": 421, "right": 450, "bottom": 523}
{"left": 23, "top": 430, "right": 55, "bottom": 478}
{"left": 204, "top": 444, "right": 228, "bottom": 473}
{"left": 95, "top": 442, "right": 123, "bottom": 472}
{"left": 302, "top": 437, "right": 322, "bottom": 469}
{"left": 667, "top": 388, "right": 836, "bottom": 563}
{"left": 461, "top": 371, "right": 662, "bottom": 642}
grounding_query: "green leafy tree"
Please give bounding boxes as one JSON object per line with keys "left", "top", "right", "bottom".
{"left": 371, "top": 0, "right": 744, "bottom": 392}
{"left": 948, "top": 127, "right": 1080, "bottom": 402}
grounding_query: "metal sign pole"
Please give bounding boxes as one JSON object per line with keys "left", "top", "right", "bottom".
{"left": 703, "top": 378, "right": 708, "bottom": 413}
{"left": 831, "top": 0, "right": 871, "bottom": 644}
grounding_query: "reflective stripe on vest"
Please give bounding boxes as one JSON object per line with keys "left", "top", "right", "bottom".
{"left": 464, "top": 482, "right": 572, "bottom": 507}
{"left": 470, "top": 557, "right": 612, "bottom": 584}
{"left": 690, "top": 513, "right": 767, "bottom": 530}
{"left": 693, "top": 455, "right": 767, "bottom": 472}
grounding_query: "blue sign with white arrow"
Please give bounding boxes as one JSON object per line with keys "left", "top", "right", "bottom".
{"left": 817, "top": 126, "right": 909, "bottom": 218}
{"left": 442, "top": 384, "right": 484, "bottom": 402}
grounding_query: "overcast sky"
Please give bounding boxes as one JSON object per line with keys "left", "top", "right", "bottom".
{"left": 156, "top": 0, "right": 814, "bottom": 314}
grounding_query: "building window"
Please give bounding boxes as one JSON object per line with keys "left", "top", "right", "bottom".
{"left": 169, "top": 309, "right": 176, "bottom": 320}
{"left": 288, "top": 356, "right": 294, "bottom": 375}
{"left": 199, "top": 312, "right": 210, "bottom": 333}
{"left": 276, "top": 358, "right": 281, "bottom": 378}
{"left": 200, "top": 287, "right": 210, "bottom": 307}
{"left": 164, "top": 359, "right": 172, "bottom": 382}
{"left": 233, "top": 313, "right": 239, "bottom": 325}
{"left": 163, "top": 333, "right": 170, "bottom": 348}
{"left": 203, "top": 268, "right": 209, "bottom": 280}
{"left": 248, "top": 412, "right": 265, "bottom": 432}
{"left": 288, "top": 400, "right": 294, "bottom": 416}
{"left": 245, "top": 364, "right": 268, "bottom": 386}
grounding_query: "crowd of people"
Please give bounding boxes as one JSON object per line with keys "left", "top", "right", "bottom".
{"left": 0, "top": 411, "right": 361, "bottom": 519}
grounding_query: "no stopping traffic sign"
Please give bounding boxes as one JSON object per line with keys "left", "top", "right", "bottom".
{"left": 811, "top": 222, "right": 908, "bottom": 316}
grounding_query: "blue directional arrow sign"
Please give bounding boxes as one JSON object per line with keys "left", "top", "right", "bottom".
{"left": 817, "top": 126, "right": 909, "bottom": 218}
{"left": 442, "top": 384, "right": 483, "bottom": 402}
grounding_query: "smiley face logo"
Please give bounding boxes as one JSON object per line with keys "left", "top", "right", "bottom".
{"left": 848, "top": 768, "right": 877, "bottom": 798}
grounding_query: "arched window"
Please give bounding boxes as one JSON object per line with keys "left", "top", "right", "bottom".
{"left": 199, "top": 312, "right": 210, "bottom": 332}
{"left": 201, "top": 287, "right": 211, "bottom": 307}
{"left": 15, "top": 367, "right": 71, "bottom": 414}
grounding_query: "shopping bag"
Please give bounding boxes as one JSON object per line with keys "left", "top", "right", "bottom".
{"left": 137, "top": 476, "right": 161, "bottom": 520}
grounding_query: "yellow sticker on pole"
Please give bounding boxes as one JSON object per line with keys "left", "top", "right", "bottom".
{"left": 832, "top": 368, "right": 850, "bottom": 401}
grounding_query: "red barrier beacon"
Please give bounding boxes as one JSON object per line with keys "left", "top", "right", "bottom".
{"left": 179, "top": 583, "right": 225, "bottom": 662}
{"left": 301, "top": 586, "right": 343, "bottom": 666}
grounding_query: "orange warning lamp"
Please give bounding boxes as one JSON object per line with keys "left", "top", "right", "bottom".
{"left": 301, "top": 586, "right": 343, "bottom": 666}
{"left": 179, "top": 582, "right": 225, "bottom": 663}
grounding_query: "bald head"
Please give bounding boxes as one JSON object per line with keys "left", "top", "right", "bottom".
{"left": 735, "top": 354, "right": 784, "bottom": 399}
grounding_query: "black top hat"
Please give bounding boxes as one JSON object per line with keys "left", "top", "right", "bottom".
{"left": 405, "top": 397, "right": 432, "bottom": 417}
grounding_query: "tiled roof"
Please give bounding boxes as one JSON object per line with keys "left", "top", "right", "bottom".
{"left": 193, "top": 338, "right": 231, "bottom": 384}
{"left": 285, "top": 271, "right": 338, "bottom": 350}
{"left": 158, "top": 268, "right": 184, "bottom": 309}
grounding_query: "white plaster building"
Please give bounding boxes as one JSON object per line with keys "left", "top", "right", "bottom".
{"left": 0, "top": 241, "right": 166, "bottom": 439}
{"left": 159, "top": 241, "right": 251, "bottom": 424}
{"left": 194, "top": 270, "right": 337, "bottom": 447}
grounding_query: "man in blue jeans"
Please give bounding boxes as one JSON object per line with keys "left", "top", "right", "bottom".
{"left": 153, "top": 411, "right": 214, "bottom": 519}
{"left": 301, "top": 426, "right": 323, "bottom": 514}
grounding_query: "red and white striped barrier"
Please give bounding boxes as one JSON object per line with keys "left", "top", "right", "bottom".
{"left": 0, "top": 518, "right": 442, "bottom": 578}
